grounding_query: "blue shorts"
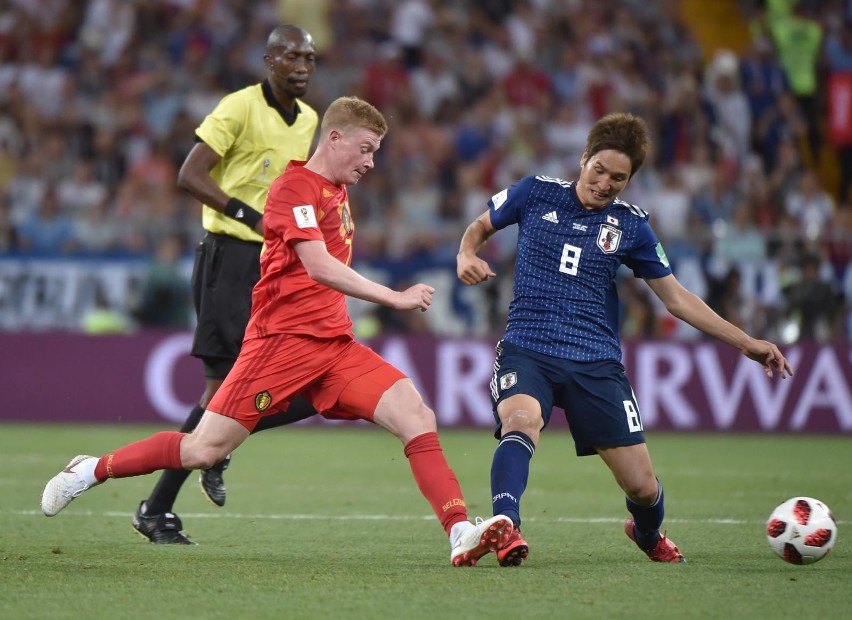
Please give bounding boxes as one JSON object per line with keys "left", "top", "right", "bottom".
{"left": 490, "top": 340, "right": 645, "bottom": 456}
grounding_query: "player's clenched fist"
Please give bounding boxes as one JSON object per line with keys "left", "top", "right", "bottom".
{"left": 457, "top": 253, "right": 496, "bottom": 286}
{"left": 395, "top": 283, "right": 435, "bottom": 312}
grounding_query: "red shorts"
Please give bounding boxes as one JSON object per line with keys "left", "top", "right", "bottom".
{"left": 207, "top": 333, "right": 406, "bottom": 431}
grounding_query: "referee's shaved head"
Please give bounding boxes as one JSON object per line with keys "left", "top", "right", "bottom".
{"left": 267, "top": 24, "right": 312, "bottom": 50}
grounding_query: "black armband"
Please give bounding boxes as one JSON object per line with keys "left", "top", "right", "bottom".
{"left": 223, "top": 197, "right": 263, "bottom": 229}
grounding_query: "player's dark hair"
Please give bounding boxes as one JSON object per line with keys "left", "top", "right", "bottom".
{"left": 585, "top": 113, "right": 651, "bottom": 177}
{"left": 322, "top": 96, "right": 388, "bottom": 138}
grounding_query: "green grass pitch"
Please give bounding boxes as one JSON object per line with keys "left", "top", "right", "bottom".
{"left": 1, "top": 424, "right": 850, "bottom": 619}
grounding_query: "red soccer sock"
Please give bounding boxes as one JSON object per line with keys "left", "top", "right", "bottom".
{"left": 93, "top": 431, "right": 185, "bottom": 481}
{"left": 404, "top": 432, "right": 468, "bottom": 535}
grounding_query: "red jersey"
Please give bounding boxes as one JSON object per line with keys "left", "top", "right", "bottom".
{"left": 244, "top": 161, "right": 355, "bottom": 340}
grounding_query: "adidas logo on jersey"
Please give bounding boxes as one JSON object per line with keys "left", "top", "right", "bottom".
{"left": 542, "top": 210, "right": 559, "bottom": 224}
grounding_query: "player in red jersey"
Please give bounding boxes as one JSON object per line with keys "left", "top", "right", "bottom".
{"left": 41, "top": 96, "right": 512, "bottom": 567}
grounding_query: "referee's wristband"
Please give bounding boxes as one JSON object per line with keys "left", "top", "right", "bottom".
{"left": 223, "top": 197, "right": 263, "bottom": 229}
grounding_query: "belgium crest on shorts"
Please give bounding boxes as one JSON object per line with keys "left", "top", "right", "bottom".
{"left": 255, "top": 390, "right": 272, "bottom": 412}
{"left": 597, "top": 223, "right": 622, "bottom": 254}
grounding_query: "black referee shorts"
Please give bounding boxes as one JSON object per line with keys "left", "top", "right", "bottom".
{"left": 190, "top": 232, "right": 261, "bottom": 379}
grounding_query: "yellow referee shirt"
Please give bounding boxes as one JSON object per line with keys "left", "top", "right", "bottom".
{"left": 195, "top": 81, "right": 319, "bottom": 242}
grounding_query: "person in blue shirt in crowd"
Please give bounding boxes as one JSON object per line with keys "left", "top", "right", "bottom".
{"left": 456, "top": 112, "right": 794, "bottom": 566}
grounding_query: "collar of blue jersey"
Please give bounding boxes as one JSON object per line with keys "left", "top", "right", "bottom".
{"left": 261, "top": 79, "right": 301, "bottom": 126}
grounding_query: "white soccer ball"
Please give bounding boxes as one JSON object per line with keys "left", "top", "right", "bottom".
{"left": 766, "top": 496, "right": 837, "bottom": 565}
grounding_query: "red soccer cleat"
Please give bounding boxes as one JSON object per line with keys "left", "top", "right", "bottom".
{"left": 624, "top": 518, "right": 685, "bottom": 563}
{"left": 497, "top": 528, "right": 529, "bottom": 567}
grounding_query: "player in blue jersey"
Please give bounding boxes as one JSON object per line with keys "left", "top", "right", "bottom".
{"left": 456, "top": 112, "right": 793, "bottom": 566}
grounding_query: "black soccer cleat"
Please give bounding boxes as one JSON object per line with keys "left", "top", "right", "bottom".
{"left": 199, "top": 454, "right": 230, "bottom": 507}
{"left": 132, "top": 501, "right": 196, "bottom": 545}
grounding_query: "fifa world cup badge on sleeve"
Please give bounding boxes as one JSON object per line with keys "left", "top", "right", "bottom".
{"left": 294, "top": 205, "right": 318, "bottom": 228}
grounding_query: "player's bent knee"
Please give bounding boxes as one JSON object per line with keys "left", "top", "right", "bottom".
{"left": 180, "top": 440, "right": 229, "bottom": 470}
{"left": 624, "top": 479, "right": 659, "bottom": 504}
{"left": 502, "top": 409, "right": 541, "bottom": 435}
{"left": 408, "top": 403, "right": 438, "bottom": 433}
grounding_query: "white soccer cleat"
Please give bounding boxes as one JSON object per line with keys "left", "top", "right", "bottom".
{"left": 450, "top": 514, "right": 514, "bottom": 567}
{"left": 41, "top": 455, "right": 101, "bottom": 516}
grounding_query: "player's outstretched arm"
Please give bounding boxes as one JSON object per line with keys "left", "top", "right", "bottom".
{"left": 457, "top": 211, "right": 497, "bottom": 286}
{"left": 296, "top": 239, "right": 433, "bottom": 311}
{"left": 645, "top": 274, "right": 793, "bottom": 379}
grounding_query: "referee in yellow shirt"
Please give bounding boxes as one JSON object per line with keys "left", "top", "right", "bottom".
{"left": 133, "top": 24, "right": 319, "bottom": 544}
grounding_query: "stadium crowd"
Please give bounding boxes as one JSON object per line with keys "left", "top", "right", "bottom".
{"left": 0, "top": 0, "right": 850, "bottom": 342}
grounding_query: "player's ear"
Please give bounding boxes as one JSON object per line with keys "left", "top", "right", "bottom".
{"left": 580, "top": 151, "right": 588, "bottom": 168}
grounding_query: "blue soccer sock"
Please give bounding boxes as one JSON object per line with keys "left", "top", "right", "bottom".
{"left": 626, "top": 478, "right": 665, "bottom": 551}
{"left": 491, "top": 431, "right": 535, "bottom": 529}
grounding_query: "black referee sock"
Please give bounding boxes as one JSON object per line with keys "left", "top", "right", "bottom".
{"left": 143, "top": 404, "right": 205, "bottom": 515}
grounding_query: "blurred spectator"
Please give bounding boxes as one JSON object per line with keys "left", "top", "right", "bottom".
{"left": 739, "top": 36, "right": 789, "bottom": 149}
{"left": 781, "top": 252, "right": 842, "bottom": 341}
{"left": 16, "top": 186, "right": 77, "bottom": 255}
{"left": 80, "top": 286, "right": 132, "bottom": 335}
{"left": 656, "top": 75, "right": 716, "bottom": 169}
{"left": 308, "top": 41, "right": 362, "bottom": 110}
{"left": 56, "top": 159, "right": 108, "bottom": 215}
{"left": 642, "top": 166, "right": 692, "bottom": 243}
{"left": 130, "top": 233, "right": 191, "bottom": 329}
{"left": 705, "top": 267, "right": 749, "bottom": 331}
{"left": 754, "top": 89, "right": 807, "bottom": 175}
{"left": 389, "top": 0, "right": 436, "bottom": 68}
{"left": 551, "top": 43, "right": 586, "bottom": 106}
{"left": 619, "top": 276, "right": 662, "bottom": 339}
{"left": 784, "top": 169, "right": 835, "bottom": 241}
{"left": 0, "top": 192, "right": 18, "bottom": 253}
{"left": 409, "top": 43, "right": 460, "bottom": 119}
{"left": 501, "top": 51, "right": 551, "bottom": 111}
{"left": 79, "top": 0, "right": 136, "bottom": 67}
{"left": 276, "top": 0, "right": 333, "bottom": 56}
{"left": 712, "top": 201, "right": 768, "bottom": 275}
{"left": 704, "top": 49, "right": 752, "bottom": 164}
{"left": 824, "top": 18, "right": 852, "bottom": 203}
{"left": 690, "top": 160, "right": 740, "bottom": 227}
{"left": 767, "top": 0, "right": 823, "bottom": 163}
{"left": 359, "top": 42, "right": 410, "bottom": 112}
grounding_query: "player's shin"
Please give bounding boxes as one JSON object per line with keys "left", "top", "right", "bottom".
{"left": 625, "top": 478, "right": 665, "bottom": 550}
{"left": 404, "top": 432, "right": 468, "bottom": 534}
{"left": 491, "top": 431, "right": 535, "bottom": 528}
{"left": 94, "top": 431, "right": 186, "bottom": 481}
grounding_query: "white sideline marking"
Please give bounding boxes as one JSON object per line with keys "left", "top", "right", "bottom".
{"left": 11, "top": 509, "right": 852, "bottom": 525}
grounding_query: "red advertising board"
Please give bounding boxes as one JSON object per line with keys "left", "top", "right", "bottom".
{"left": 1, "top": 332, "right": 850, "bottom": 433}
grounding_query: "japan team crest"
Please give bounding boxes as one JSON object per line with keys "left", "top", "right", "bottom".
{"left": 499, "top": 372, "right": 517, "bottom": 391}
{"left": 596, "top": 223, "right": 622, "bottom": 254}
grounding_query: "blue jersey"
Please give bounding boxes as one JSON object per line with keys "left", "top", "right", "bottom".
{"left": 489, "top": 175, "right": 672, "bottom": 362}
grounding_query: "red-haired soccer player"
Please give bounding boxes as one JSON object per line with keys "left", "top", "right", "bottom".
{"left": 42, "top": 96, "right": 512, "bottom": 567}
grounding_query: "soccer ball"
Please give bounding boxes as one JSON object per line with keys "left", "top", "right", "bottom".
{"left": 766, "top": 497, "right": 837, "bottom": 565}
